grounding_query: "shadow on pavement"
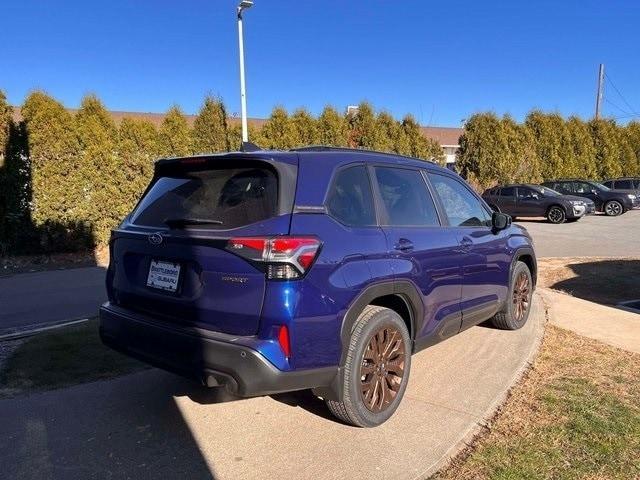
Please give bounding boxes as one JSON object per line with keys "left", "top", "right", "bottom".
{"left": 0, "top": 371, "right": 216, "bottom": 479}
{"left": 550, "top": 259, "right": 640, "bottom": 306}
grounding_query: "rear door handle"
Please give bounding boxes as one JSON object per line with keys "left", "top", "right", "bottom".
{"left": 394, "top": 238, "right": 414, "bottom": 252}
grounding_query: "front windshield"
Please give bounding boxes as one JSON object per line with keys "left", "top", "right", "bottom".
{"left": 531, "top": 185, "right": 561, "bottom": 197}
{"left": 588, "top": 181, "right": 610, "bottom": 192}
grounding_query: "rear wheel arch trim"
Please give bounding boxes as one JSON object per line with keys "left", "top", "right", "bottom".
{"left": 339, "top": 281, "right": 424, "bottom": 363}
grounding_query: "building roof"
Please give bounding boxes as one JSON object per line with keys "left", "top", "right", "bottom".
{"left": 420, "top": 126, "right": 463, "bottom": 146}
{"left": 11, "top": 107, "right": 462, "bottom": 146}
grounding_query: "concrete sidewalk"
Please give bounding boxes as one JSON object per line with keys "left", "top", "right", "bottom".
{"left": 540, "top": 288, "right": 640, "bottom": 354}
{"left": 0, "top": 296, "right": 545, "bottom": 480}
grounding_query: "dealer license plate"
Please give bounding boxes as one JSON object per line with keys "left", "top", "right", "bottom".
{"left": 146, "top": 260, "right": 181, "bottom": 292}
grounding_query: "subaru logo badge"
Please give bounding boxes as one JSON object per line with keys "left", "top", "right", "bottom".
{"left": 148, "top": 233, "right": 163, "bottom": 245}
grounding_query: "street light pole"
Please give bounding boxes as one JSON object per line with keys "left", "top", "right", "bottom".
{"left": 237, "top": 1, "right": 253, "bottom": 143}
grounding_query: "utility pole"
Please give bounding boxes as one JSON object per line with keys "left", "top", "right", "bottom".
{"left": 595, "top": 63, "right": 604, "bottom": 120}
{"left": 237, "top": 1, "right": 253, "bottom": 143}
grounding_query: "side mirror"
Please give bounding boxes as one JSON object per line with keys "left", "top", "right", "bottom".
{"left": 492, "top": 212, "right": 511, "bottom": 231}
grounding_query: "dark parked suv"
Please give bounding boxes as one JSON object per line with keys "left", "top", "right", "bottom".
{"left": 100, "top": 147, "right": 537, "bottom": 427}
{"left": 602, "top": 178, "right": 640, "bottom": 206}
{"left": 482, "top": 184, "right": 594, "bottom": 224}
{"left": 542, "top": 179, "right": 637, "bottom": 216}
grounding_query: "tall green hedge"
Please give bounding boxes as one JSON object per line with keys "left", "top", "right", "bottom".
{"left": 458, "top": 112, "right": 640, "bottom": 190}
{"left": 3, "top": 88, "right": 639, "bottom": 254}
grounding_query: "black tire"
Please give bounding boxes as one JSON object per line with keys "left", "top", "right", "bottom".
{"left": 325, "top": 305, "right": 411, "bottom": 427}
{"left": 546, "top": 205, "right": 566, "bottom": 224}
{"left": 604, "top": 200, "right": 624, "bottom": 216}
{"left": 491, "top": 261, "right": 533, "bottom": 330}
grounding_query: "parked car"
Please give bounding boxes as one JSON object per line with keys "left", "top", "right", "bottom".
{"left": 99, "top": 146, "right": 537, "bottom": 427}
{"left": 602, "top": 178, "right": 640, "bottom": 206}
{"left": 541, "top": 179, "right": 638, "bottom": 216}
{"left": 482, "top": 184, "right": 594, "bottom": 224}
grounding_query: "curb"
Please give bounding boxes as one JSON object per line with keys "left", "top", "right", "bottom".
{"left": 417, "top": 292, "right": 548, "bottom": 479}
{"left": 0, "top": 318, "right": 92, "bottom": 341}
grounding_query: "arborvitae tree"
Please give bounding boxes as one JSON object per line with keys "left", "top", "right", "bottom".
{"left": 392, "top": 123, "right": 412, "bottom": 157}
{"left": 457, "top": 113, "right": 509, "bottom": 188}
{"left": 158, "top": 106, "right": 192, "bottom": 157}
{"left": 401, "top": 115, "right": 446, "bottom": 165}
{"left": 524, "top": 111, "right": 573, "bottom": 180}
{"left": 75, "top": 94, "right": 120, "bottom": 245}
{"left": 0, "top": 91, "right": 10, "bottom": 161}
{"left": 0, "top": 91, "right": 15, "bottom": 252}
{"left": 348, "top": 102, "right": 380, "bottom": 149}
{"left": 192, "top": 96, "right": 229, "bottom": 153}
{"left": 317, "top": 106, "right": 348, "bottom": 146}
{"left": 589, "top": 119, "right": 624, "bottom": 179}
{"left": 226, "top": 122, "right": 266, "bottom": 150}
{"left": 118, "top": 118, "right": 159, "bottom": 210}
{"left": 373, "top": 112, "right": 397, "bottom": 153}
{"left": 566, "top": 116, "right": 597, "bottom": 178}
{"left": 619, "top": 129, "right": 639, "bottom": 176}
{"left": 501, "top": 115, "right": 540, "bottom": 183}
{"left": 627, "top": 121, "right": 640, "bottom": 175}
{"left": 290, "top": 108, "right": 318, "bottom": 147}
{"left": 21, "top": 91, "right": 87, "bottom": 250}
{"left": 261, "top": 106, "right": 297, "bottom": 149}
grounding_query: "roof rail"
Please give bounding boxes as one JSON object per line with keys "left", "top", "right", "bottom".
{"left": 289, "top": 145, "right": 435, "bottom": 163}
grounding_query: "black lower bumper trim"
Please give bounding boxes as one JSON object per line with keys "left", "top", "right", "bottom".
{"left": 99, "top": 303, "right": 337, "bottom": 397}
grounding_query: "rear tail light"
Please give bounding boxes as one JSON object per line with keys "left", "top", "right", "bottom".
{"left": 226, "top": 236, "right": 321, "bottom": 280}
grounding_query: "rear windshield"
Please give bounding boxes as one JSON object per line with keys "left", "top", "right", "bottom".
{"left": 130, "top": 166, "right": 278, "bottom": 229}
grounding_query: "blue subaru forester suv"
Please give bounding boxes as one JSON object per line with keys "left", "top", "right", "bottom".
{"left": 100, "top": 146, "right": 536, "bottom": 427}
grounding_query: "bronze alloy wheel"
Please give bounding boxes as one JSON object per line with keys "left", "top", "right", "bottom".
{"left": 512, "top": 271, "right": 531, "bottom": 321}
{"left": 359, "top": 325, "right": 406, "bottom": 413}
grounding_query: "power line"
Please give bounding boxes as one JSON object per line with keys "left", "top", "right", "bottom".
{"left": 604, "top": 97, "right": 633, "bottom": 117}
{"left": 604, "top": 72, "right": 640, "bottom": 117}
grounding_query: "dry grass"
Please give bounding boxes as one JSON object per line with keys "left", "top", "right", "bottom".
{"left": 538, "top": 257, "right": 640, "bottom": 305}
{"left": 434, "top": 326, "right": 640, "bottom": 480}
{"left": 0, "top": 319, "right": 146, "bottom": 398}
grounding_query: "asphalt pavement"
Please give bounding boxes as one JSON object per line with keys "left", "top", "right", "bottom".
{"left": 515, "top": 209, "right": 640, "bottom": 257}
{"left": 0, "top": 267, "right": 106, "bottom": 334}
{"left": 0, "top": 295, "right": 544, "bottom": 480}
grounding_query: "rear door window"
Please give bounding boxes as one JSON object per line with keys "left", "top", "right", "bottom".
{"left": 326, "top": 165, "right": 376, "bottom": 226}
{"left": 616, "top": 179, "right": 633, "bottom": 189}
{"left": 131, "top": 166, "right": 278, "bottom": 229}
{"left": 429, "top": 173, "right": 492, "bottom": 227}
{"left": 499, "top": 186, "right": 515, "bottom": 196}
{"left": 373, "top": 167, "right": 440, "bottom": 226}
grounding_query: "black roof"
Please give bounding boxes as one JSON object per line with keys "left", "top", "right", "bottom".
{"left": 290, "top": 145, "right": 436, "bottom": 164}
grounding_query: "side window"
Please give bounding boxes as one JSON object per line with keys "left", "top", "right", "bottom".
{"left": 517, "top": 187, "right": 536, "bottom": 199}
{"left": 602, "top": 180, "right": 614, "bottom": 189}
{"left": 326, "top": 165, "right": 376, "bottom": 226}
{"left": 500, "top": 186, "right": 515, "bottom": 196}
{"left": 617, "top": 180, "right": 633, "bottom": 189}
{"left": 429, "top": 173, "right": 492, "bottom": 227}
{"left": 373, "top": 167, "right": 439, "bottom": 226}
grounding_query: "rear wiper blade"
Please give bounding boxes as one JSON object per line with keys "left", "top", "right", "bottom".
{"left": 164, "top": 218, "right": 223, "bottom": 228}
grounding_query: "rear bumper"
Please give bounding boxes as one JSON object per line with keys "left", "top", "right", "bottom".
{"left": 99, "top": 303, "right": 337, "bottom": 397}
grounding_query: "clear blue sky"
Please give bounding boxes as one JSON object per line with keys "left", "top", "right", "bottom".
{"left": 2, "top": 0, "right": 639, "bottom": 127}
